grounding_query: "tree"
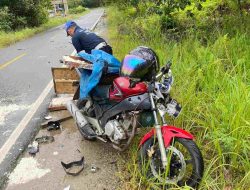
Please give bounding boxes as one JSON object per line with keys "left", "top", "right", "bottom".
{"left": 0, "top": 0, "right": 51, "bottom": 30}
{"left": 82, "top": 0, "right": 101, "bottom": 7}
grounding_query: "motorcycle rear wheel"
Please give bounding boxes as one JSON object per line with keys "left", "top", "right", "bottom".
{"left": 139, "top": 137, "right": 204, "bottom": 188}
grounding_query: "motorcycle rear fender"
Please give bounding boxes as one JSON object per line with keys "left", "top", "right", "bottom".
{"left": 139, "top": 126, "right": 194, "bottom": 147}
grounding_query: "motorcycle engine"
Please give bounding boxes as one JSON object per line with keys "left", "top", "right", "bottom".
{"left": 104, "top": 120, "right": 126, "bottom": 144}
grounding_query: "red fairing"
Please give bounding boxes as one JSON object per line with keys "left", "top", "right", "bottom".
{"left": 109, "top": 77, "right": 148, "bottom": 101}
{"left": 139, "top": 126, "right": 194, "bottom": 147}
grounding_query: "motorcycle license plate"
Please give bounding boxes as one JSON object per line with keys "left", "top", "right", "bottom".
{"left": 166, "top": 99, "right": 182, "bottom": 118}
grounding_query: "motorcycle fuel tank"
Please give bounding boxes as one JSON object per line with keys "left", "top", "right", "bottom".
{"left": 109, "top": 77, "right": 148, "bottom": 101}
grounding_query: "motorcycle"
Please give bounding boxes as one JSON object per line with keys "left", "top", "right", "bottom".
{"left": 66, "top": 60, "right": 204, "bottom": 188}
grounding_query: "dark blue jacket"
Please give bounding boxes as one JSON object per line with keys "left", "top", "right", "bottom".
{"left": 72, "top": 26, "right": 105, "bottom": 53}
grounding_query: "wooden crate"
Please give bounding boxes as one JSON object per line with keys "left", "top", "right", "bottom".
{"left": 51, "top": 67, "right": 80, "bottom": 94}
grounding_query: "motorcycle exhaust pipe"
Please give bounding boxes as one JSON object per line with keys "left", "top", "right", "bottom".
{"left": 66, "top": 100, "right": 88, "bottom": 128}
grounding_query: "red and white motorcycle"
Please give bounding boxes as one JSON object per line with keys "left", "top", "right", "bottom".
{"left": 67, "top": 59, "right": 204, "bottom": 188}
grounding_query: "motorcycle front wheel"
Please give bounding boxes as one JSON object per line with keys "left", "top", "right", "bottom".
{"left": 139, "top": 137, "right": 204, "bottom": 188}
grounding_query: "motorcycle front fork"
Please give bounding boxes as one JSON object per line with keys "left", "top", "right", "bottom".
{"left": 149, "top": 93, "right": 168, "bottom": 168}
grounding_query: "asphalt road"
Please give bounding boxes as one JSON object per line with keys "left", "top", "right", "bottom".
{"left": 0, "top": 8, "right": 104, "bottom": 185}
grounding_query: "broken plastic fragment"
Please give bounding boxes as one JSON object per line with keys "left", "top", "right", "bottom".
{"left": 35, "top": 136, "right": 54, "bottom": 144}
{"left": 64, "top": 185, "right": 70, "bottom": 190}
{"left": 47, "top": 121, "right": 61, "bottom": 131}
{"left": 61, "top": 157, "right": 84, "bottom": 176}
{"left": 90, "top": 164, "right": 99, "bottom": 173}
{"left": 53, "top": 151, "right": 59, "bottom": 156}
{"left": 28, "top": 141, "right": 39, "bottom": 155}
{"left": 44, "top": 115, "right": 52, "bottom": 120}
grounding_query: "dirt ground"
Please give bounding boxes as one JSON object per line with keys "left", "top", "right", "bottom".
{"left": 5, "top": 16, "right": 123, "bottom": 190}
{"left": 6, "top": 110, "right": 121, "bottom": 190}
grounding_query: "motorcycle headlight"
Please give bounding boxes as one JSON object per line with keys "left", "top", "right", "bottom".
{"left": 165, "top": 99, "right": 182, "bottom": 118}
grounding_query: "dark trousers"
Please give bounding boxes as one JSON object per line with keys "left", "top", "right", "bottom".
{"left": 99, "top": 45, "right": 113, "bottom": 55}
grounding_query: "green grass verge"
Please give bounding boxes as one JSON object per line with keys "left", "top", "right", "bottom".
{"left": 0, "top": 10, "right": 89, "bottom": 49}
{"left": 107, "top": 6, "right": 250, "bottom": 190}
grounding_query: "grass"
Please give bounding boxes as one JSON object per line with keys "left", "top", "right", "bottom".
{"left": 0, "top": 10, "right": 89, "bottom": 48}
{"left": 107, "top": 6, "right": 250, "bottom": 190}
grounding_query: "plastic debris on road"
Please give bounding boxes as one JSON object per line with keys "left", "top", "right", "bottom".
{"left": 44, "top": 115, "right": 52, "bottom": 120}
{"left": 61, "top": 157, "right": 85, "bottom": 176}
{"left": 47, "top": 121, "right": 61, "bottom": 131}
{"left": 64, "top": 185, "right": 70, "bottom": 190}
{"left": 28, "top": 141, "right": 39, "bottom": 155}
{"left": 35, "top": 135, "right": 54, "bottom": 144}
{"left": 90, "top": 164, "right": 99, "bottom": 173}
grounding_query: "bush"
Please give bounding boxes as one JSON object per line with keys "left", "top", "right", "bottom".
{"left": 0, "top": 7, "right": 14, "bottom": 31}
{"left": 25, "top": 5, "right": 48, "bottom": 27}
{"left": 0, "top": 0, "right": 50, "bottom": 30}
{"left": 11, "top": 16, "right": 28, "bottom": 30}
{"left": 69, "top": 6, "right": 86, "bottom": 14}
{"left": 68, "top": 0, "right": 83, "bottom": 8}
{"left": 82, "top": 0, "right": 101, "bottom": 7}
{"left": 106, "top": 0, "right": 250, "bottom": 40}
{"left": 68, "top": 0, "right": 101, "bottom": 8}
{"left": 107, "top": 5, "right": 250, "bottom": 189}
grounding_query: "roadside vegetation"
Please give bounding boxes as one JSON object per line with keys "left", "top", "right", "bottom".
{"left": 105, "top": 0, "right": 250, "bottom": 189}
{"left": 0, "top": 0, "right": 95, "bottom": 48}
{"left": 0, "top": 13, "right": 89, "bottom": 48}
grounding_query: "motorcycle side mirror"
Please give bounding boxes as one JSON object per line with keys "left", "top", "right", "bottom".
{"left": 161, "top": 60, "right": 172, "bottom": 74}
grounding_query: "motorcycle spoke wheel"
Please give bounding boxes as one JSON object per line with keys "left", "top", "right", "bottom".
{"left": 139, "top": 137, "right": 204, "bottom": 188}
{"left": 171, "top": 138, "right": 196, "bottom": 186}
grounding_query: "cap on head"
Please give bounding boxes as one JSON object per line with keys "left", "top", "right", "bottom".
{"left": 64, "top": 21, "right": 76, "bottom": 36}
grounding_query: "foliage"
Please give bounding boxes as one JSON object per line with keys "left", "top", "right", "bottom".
{"left": 69, "top": 5, "right": 86, "bottom": 14}
{"left": 106, "top": 2, "right": 250, "bottom": 189}
{"left": 0, "top": 6, "right": 15, "bottom": 31}
{"left": 68, "top": 0, "right": 101, "bottom": 8}
{"left": 82, "top": 0, "right": 101, "bottom": 7}
{"left": 104, "top": 0, "right": 250, "bottom": 38}
{"left": 0, "top": 10, "right": 89, "bottom": 48}
{"left": 68, "top": 0, "right": 83, "bottom": 8}
{"left": 0, "top": 0, "right": 51, "bottom": 31}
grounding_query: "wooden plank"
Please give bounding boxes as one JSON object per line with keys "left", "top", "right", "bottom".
{"left": 48, "top": 96, "right": 73, "bottom": 111}
{"left": 62, "top": 55, "right": 93, "bottom": 70}
{"left": 54, "top": 81, "right": 78, "bottom": 94}
{"left": 41, "top": 112, "right": 72, "bottom": 128}
{"left": 54, "top": 79, "right": 79, "bottom": 84}
{"left": 51, "top": 67, "right": 80, "bottom": 94}
{"left": 52, "top": 67, "right": 79, "bottom": 80}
